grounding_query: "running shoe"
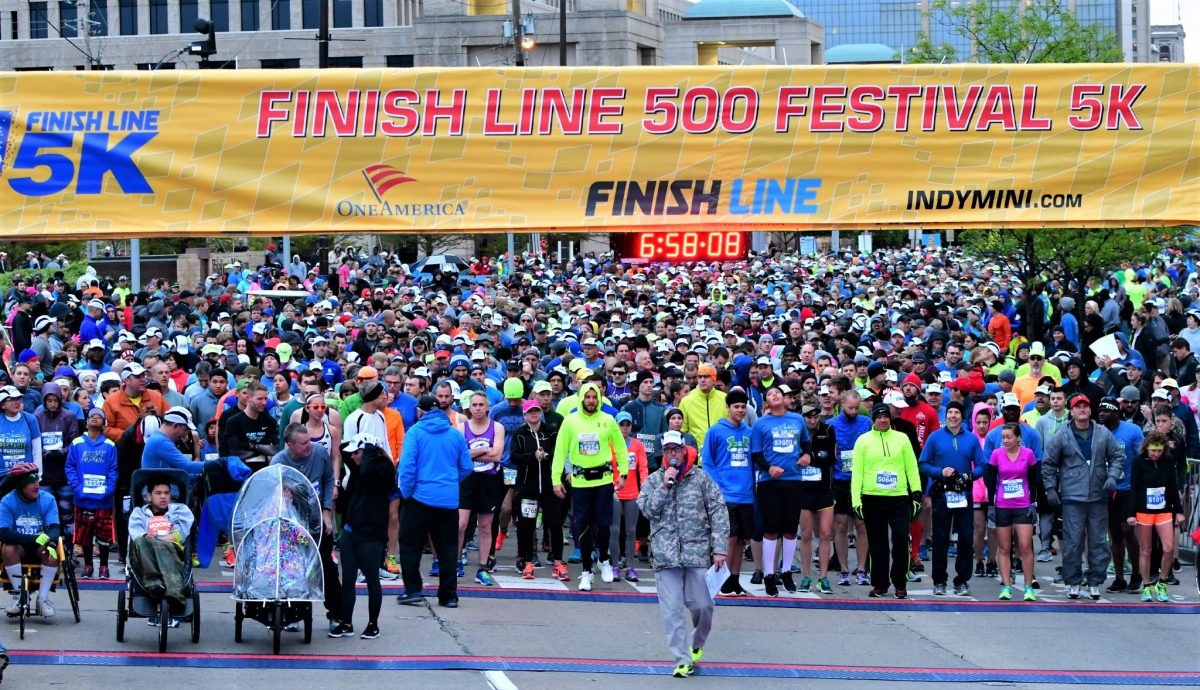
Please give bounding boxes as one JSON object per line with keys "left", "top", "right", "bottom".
{"left": 579, "top": 572, "right": 593, "bottom": 591}
{"left": 690, "top": 647, "right": 703, "bottom": 663}
{"left": 948, "top": 544, "right": 958, "bottom": 556}
{"left": 1106, "top": 578, "right": 1127, "bottom": 593}
{"left": 5, "top": 595, "right": 20, "bottom": 616}
{"left": 817, "top": 577, "right": 833, "bottom": 594}
{"left": 1106, "top": 562, "right": 1116, "bottom": 575}
{"left": 600, "top": 562, "right": 615, "bottom": 583}
{"left": 1088, "top": 585, "right": 1101, "bottom": 600}
{"left": 1068, "top": 584, "right": 1081, "bottom": 599}
{"left": 474, "top": 569, "right": 494, "bottom": 586}
{"left": 456, "top": 562, "right": 466, "bottom": 578}
{"left": 385, "top": 554, "right": 401, "bottom": 577}
{"left": 867, "top": 588, "right": 886, "bottom": 598}
{"left": 933, "top": 583, "right": 947, "bottom": 596}
{"left": 37, "top": 598, "right": 54, "bottom": 618}
{"left": 1155, "top": 581, "right": 1169, "bottom": 602}
{"left": 910, "top": 561, "right": 925, "bottom": 573}
{"left": 1141, "top": 586, "right": 1153, "bottom": 602}
{"left": 797, "top": 576, "right": 812, "bottom": 593}
{"left": 918, "top": 544, "right": 930, "bottom": 561}
{"left": 855, "top": 570, "right": 870, "bottom": 586}
{"left": 494, "top": 533, "right": 506, "bottom": 552}
{"left": 974, "top": 561, "right": 985, "bottom": 576}
{"left": 485, "top": 556, "right": 497, "bottom": 573}
{"left": 1023, "top": 586, "right": 1037, "bottom": 601}
{"left": 906, "top": 571, "right": 922, "bottom": 583}
{"left": 80, "top": 566, "right": 93, "bottom": 579}
{"left": 750, "top": 570, "right": 764, "bottom": 585}
{"left": 672, "top": 664, "right": 696, "bottom": 678}
{"left": 779, "top": 572, "right": 797, "bottom": 593}
{"left": 328, "top": 622, "right": 354, "bottom": 638}
{"left": 1036, "top": 549, "right": 1052, "bottom": 563}
{"left": 1164, "top": 573, "right": 1180, "bottom": 586}
{"left": 360, "top": 623, "right": 380, "bottom": 640}
{"left": 429, "top": 560, "right": 441, "bottom": 577}
{"left": 223, "top": 546, "right": 236, "bottom": 567}
{"left": 379, "top": 566, "right": 399, "bottom": 581}
{"left": 568, "top": 548, "right": 581, "bottom": 564}
{"left": 191, "top": 554, "right": 200, "bottom": 568}
{"left": 764, "top": 573, "right": 779, "bottom": 597}
{"left": 99, "top": 566, "right": 110, "bottom": 580}
{"left": 894, "top": 589, "right": 907, "bottom": 599}
{"left": 553, "top": 563, "right": 570, "bottom": 581}
{"left": 532, "top": 554, "right": 543, "bottom": 568}
{"left": 1126, "top": 575, "right": 1143, "bottom": 593}
{"left": 954, "top": 583, "right": 970, "bottom": 597}
{"left": 837, "top": 571, "right": 851, "bottom": 586}
{"left": 985, "top": 562, "right": 999, "bottom": 579}
{"left": 612, "top": 566, "right": 622, "bottom": 582}
{"left": 626, "top": 568, "right": 639, "bottom": 582}
{"left": 521, "top": 562, "right": 535, "bottom": 580}
{"left": 998, "top": 585, "right": 1012, "bottom": 600}
{"left": 466, "top": 540, "right": 479, "bottom": 551}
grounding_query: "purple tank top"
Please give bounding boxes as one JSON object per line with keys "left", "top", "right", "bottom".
{"left": 465, "top": 420, "right": 499, "bottom": 474}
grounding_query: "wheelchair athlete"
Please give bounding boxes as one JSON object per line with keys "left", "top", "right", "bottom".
{"left": 127, "top": 480, "right": 195, "bottom": 626}
{"left": 0, "top": 463, "right": 60, "bottom": 618}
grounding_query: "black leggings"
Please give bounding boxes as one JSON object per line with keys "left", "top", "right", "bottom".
{"left": 339, "top": 530, "right": 384, "bottom": 627}
{"left": 516, "top": 491, "right": 564, "bottom": 563}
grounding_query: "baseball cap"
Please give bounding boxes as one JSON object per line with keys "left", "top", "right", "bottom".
{"left": 697, "top": 364, "right": 717, "bottom": 378}
{"left": 661, "top": 430, "right": 685, "bottom": 447}
{"left": 86, "top": 407, "right": 106, "bottom": 421}
{"left": 86, "top": 299, "right": 106, "bottom": 311}
{"left": 998, "top": 370, "right": 1016, "bottom": 384}
{"left": 615, "top": 411, "right": 633, "bottom": 424}
{"left": 531, "top": 381, "right": 553, "bottom": 395}
{"left": 1028, "top": 341, "right": 1046, "bottom": 357}
{"left": 883, "top": 390, "right": 908, "bottom": 408}
{"left": 163, "top": 406, "right": 196, "bottom": 430}
{"left": 755, "top": 355, "right": 772, "bottom": 366}
{"left": 1161, "top": 378, "right": 1179, "bottom": 389}
{"left": 343, "top": 433, "right": 383, "bottom": 453}
{"left": 1035, "top": 384, "right": 1053, "bottom": 396}
{"left": 503, "top": 377, "right": 524, "bottom": 399}
{"left": 925, "top": 383, "right": 943, "bottom": 395}
{"left": 0, "top": 386, "right": 21, "bottom": 404}
{"left": 1001, "top": 392, "right": 1020, "bottom": 408}
{"left": 1119, "top": 386, "right": 1141, "bottom": 402}
{"left": 120, "top": 363, "right": 147, "bottom": 381}
{"left": 1069, "top": 394, "right": 1091, "bottom": 408}
{"left": 356, "top": 366, "right": 378, "bottom": 380}
{"left": 522, "top": 399, "right": 542, "bottom": 413}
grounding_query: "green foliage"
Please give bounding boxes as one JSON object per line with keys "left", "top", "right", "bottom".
{"left": 909, "top": 0, "right": 1123, "bottom": 64}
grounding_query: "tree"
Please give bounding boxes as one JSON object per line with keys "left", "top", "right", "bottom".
{"left": 959, "top": 228, "right": 1192, "bottom": 339}
{"left": 909, "top": 0, "right": 1123, "bottom": 64}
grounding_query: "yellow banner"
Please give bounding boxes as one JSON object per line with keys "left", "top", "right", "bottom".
{"left": 0, "top": 64, "right": 1198, "bottom": 239}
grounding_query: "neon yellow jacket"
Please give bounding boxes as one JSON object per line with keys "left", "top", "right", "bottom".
{"left": 850, "top": 427, "right": 920, "bottom": 509}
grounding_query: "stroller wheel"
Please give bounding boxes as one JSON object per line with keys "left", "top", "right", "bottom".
{"left": 235, "top": 602, "right": 244, "bottom": 643}
{"left": 191, "top": 591, "right": 201, "bottom": 643}
{"left": 272, "top": 603, "right": 283, "bottom": 655}
{"left": 157, "top": 599, "right": 170, "bottom": 653}
{"left": 116, "top": 590, "right": 126, "bottom": 642}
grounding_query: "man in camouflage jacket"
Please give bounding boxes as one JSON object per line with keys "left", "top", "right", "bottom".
{"left": 637, "top": 431, "right": 728, "bottom": 677}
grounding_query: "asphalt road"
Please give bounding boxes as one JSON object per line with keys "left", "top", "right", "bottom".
{"left": 2, "top": 542, "right": 1198, "bottom": 688}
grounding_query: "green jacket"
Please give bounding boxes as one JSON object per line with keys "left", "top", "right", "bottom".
{"left": 552, "top": 384, "right": 626, "bottom": 489}
{"left": 850, "top": 427, "right": 921, "bottom": 508}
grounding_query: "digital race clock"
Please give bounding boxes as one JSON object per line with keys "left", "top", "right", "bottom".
{"left": 622, "top": 231, "right": 748, "bottom": 262}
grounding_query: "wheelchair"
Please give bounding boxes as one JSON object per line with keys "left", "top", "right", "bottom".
{"left": 0, "top": 535, "right": 81, "bottom": 640}
{"left": 115, "top": 469, "right": 200, "bottom": 652}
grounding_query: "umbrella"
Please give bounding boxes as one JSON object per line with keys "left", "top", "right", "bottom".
{"left": 411, "top": 254, "right": 470, "bottom": 274}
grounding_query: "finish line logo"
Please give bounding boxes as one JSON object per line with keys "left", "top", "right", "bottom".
{"left": 335, "top": 164, "right": 467, "bottom": 218}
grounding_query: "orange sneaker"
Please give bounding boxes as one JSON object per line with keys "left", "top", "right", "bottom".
{"left": 223, "top": 546, "right": 236, "bottom": 567}
{"left": 494, "top": 533, "right": 507, "bottom": 552}
{"left": 521, "top": 562, "right": 535, "bottom": 580}
{"left": 553, "top": 562, "right": 570, "bottom": 581}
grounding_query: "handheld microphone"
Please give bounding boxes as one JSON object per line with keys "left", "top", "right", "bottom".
{"left": 666, "top": 456, "right": 679, "bottom": 487}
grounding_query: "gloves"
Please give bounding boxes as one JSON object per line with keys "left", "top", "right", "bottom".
{"left": 910, "top": 491, "right": 923, "bottom": 519}
{"left": 853, "top": 505, "right": 864, "bottom": 521}
{"left": 1045, "top": 490, "right": 1061, "bottom": 509}
{"left": 35, "top": 533, "right": 50, "bottom": 547}
{"left": 1103, "top": 477, "right": 1118, "bottom": 493}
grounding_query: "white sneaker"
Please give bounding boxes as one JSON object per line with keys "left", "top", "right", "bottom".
{"left": 599, "top": 562, "right": 614, "bottom": 584}
{"left": 579, "top": 572, "right": 593, "bottom": 591}
{"left": 37, "top": 598, "right": 55, "bottom": 618}
{"left": 378, "top": 568, "right": 399, "bottom": 581}
{"left": 1068, "top": 585, "right": 1081, "bottom": 599}
{"left": 1088, "top": 585, "right": 1101, "bottom": 600}
{"left": 5, "top": 593, "right": 21, "bottom": 615}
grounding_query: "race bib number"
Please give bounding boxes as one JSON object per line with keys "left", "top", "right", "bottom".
{"left": 2, "top": 454, "right": 23, "bottom": 471}
{"left": 520, "top": 499, "right": 539, "bottom": 519}
{"left": 800, "top": 465, "right": 822, "bottom": 482}
{"left": 578, "top": 433, "right": 600, "bottom": 456}
{"left": 1146, "top": 487, "right": 1166, "bottom": 510}
{"left": 469, "top": 438, "right": 491, "bottom": 451}
{"left": 944, "top": 491, "right": 968, "bottom": 509}
{"left": 1002, "top": 479, "right": 1025, "bottom": 500}
{"left": 147, "top": 515, "right": 172, "bottom": 539}
{"left": 82, "top": 473, "right": 107, "bottom": 495}
{"left": 730, "top": 446, "right": 749, "bottom": 468}
{"left": 15, "top": 515, "right": 40, "bottom": 536}
{"left": 203, "top": 452, "right": 220, "bottom": 463}
{"left": 839, "top": 450, "right": 854, "bottom": 472}
{"left": 875, "top": 471, "right": 898, "bottom": 490}
{"left": 503, "top": 468, "right": 518, "bottom": 486}
{"left": 42, "top": 432, "right": 63, "bottom": 451}
{"left": 771, "top": 429, "right": 795, "bottom": 454}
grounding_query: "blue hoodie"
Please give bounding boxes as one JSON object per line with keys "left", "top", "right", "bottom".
{"left": 398, "top": 409, "right": 472, "bottom": 509}
{"left": 828, "top": 411, "right": 872, "bottom": 482}
{"left": 701, "top": 418, "right": 755, "bottom": 504}
{"left": 64, "top": 433, "right": 119, "bottom": 510}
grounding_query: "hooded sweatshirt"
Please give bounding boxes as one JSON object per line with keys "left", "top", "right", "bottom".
{"left": 552, "top": 382, "right": 627, "bottom": 489}
{"left": 398, "top": 408, "right": 472, "bottom": 509}
{"left": 64, "top": 432, "right": 119, "bottom": 510}
{"left": 701, "top": 417, "right": 754, "bottom": 504}
{"left": 34, "top": 383, "right": 79, "bottom": 486}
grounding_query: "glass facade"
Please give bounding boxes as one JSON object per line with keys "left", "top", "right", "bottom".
{"left": 180, "top": 0, "right": 198, "bottom": 31}
{"left": 789, "top": 0, "right": 1123, "bottom": 61}
{"left": 59, "top": 1, "right": 78, "bottom": 37}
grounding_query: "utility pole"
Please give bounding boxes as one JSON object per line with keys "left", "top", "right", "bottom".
{"left": 559, "top": 0, "right": 566, "bottom": 66}
{"left": 315, "top": 0, "right": 330, "bottom": 278}
{"left": 512, "top": 0, "right": 524, "bottom": 67}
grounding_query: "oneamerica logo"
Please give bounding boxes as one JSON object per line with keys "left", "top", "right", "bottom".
{"left": 337, "top": 163, "right": 467, "bottom": 217}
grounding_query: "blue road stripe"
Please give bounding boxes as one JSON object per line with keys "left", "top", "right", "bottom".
{"left": 8, "top": 650, "right": 1200, "bottom": 684}
{"left": 75, "top": 580, "right": 1200, "bottom": 614}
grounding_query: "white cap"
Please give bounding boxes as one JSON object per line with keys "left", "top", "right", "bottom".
{"left": 343, "top": 433, "right": 383, "bottom": 453}
{"left": 883, "top": 390, "right": 908, "bottom": 408}
{"left": 163, "top": 406, "right": 196, "bottom": 430}
{"left": 925, "top": 383, "right": 943, "bottom": 395}
{"left": 86, "top": 299, "right": 106, "bottom": 311}
{"left": 1001, "top": 392, "right": 1021, "bottom": 408}
{"left": 120, "top": 363, "right": 146, "bottom": 381}
{"left": 661, "top": 430, "right": 685, "bottom": 447}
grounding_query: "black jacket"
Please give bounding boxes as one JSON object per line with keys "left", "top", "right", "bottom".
{"left": 1129, "top": 452, "right": 1182, "bottom": 515}
{"left": 342, "top": 445, "right": 395, "bottom": 541}
{"left": 511, "top": 423, "right": 558, "bottom": 496}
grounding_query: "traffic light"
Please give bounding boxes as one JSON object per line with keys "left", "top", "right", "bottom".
{"left": 187, "top": 18, "right": 217, "bottom": 59}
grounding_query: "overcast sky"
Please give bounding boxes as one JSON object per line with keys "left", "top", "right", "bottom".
{"left": 1150, "top": 0, "right": 1197, "bottom": 61}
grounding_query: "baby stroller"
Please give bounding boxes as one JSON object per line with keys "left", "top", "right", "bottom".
{"left": 230, "top": 464, "right": 323, "bottom": 654}
{"left": 115, "top": 468, "right": 200, "bottom": 652}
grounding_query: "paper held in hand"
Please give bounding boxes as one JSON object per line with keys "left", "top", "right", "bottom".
{"left": 705, "top": 562, "right": 731, "bottom": 598}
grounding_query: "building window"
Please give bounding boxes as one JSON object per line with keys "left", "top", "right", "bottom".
{"left": 271, "top": 0, "right": 290, "bottom": 30}
{"left": 364, "top": 0, "right": 382, "bottom": 27}
{"left": 302, "top": 0, "right": 318, "bottom": 29}
{"left": 261, "top": 57, "right": 301, "bottom": 68}
{"left": 386, "top": 54, "right": 414, "bottom": 67}
{"left": 30, "top": 2, "right": 48, "bottom": 38}
{"left": 638, "top": 45, "right": 655, "bottom": 65}
{"left": 118, "top": 0, "right": 136, "bottom": 35}
{"left": 210, "top": 0, "right": 230, "bottom": 32}
{"left": 89, "top": 0, "right": 108, "bottom": 36}
{"left": 180, "top": 0, "right": 198, "bottom": 31}
{"left": 241, "top": 0, "right": 260, "bottom": 30}
{"left": 59, "top": 1, "right": 78, "bottom": 38}
{"left": 149, "top": 0, "right": 168, "bottom": 34}
{"left": 327, "top": 56, "right": 362, "bottom": 67}
{"left": 332, "top": 0, "right": 351, "bottom": 28}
